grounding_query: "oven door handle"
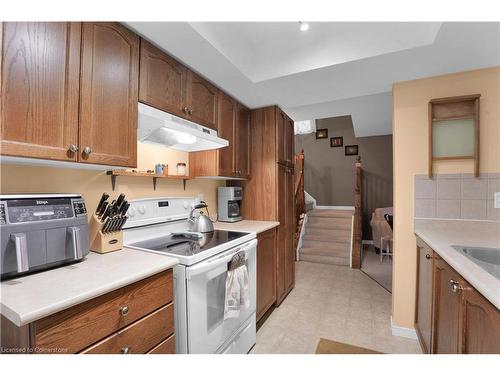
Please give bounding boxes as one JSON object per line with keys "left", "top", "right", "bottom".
{"left": 186, "top": 239, "right": 257, "bottom": 279}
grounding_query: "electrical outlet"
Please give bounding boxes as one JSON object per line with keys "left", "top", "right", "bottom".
{"left": 495, "top": 192, "right": 500, "bottom": 209}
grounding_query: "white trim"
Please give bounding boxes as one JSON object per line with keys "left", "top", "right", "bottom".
{"left": 349, "top": 214, "right": 354, "bottom": 268}
{"left": 296, "top": 213, "right": 308, "bottom": 261}
{"left": 390, "top": 316, "right": 418, "bottom": 340}
{"left": 316, "top": 205, "right": 355, "bottom": 210}
{"left": 304, "top": 191, "right": 316, "bottom": 209}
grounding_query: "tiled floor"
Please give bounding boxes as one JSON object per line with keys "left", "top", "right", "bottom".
{"left": 251, "top": 261, "right": 422, "bottom": 354}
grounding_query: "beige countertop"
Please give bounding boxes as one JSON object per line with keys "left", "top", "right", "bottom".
{"left": 0, "top": 249, "right": 178, "bottom": 326}
{"left": 414, "top": 219, "right": 500, "bottom": 309}
{"left": 214, "top": 220, "right": 280, "bottom": 234}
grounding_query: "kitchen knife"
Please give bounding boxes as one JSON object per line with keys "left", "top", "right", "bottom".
{"left": 102, "top": 217, "right": 111, "bottom": 233}
{"left": 101, "top": 205, "right": 112, "bottom": 222}
{"left": 95, "top": 193, "right": 109, "bottom": 214}
{"left": 97, "top": 201, "right": 108, "bottom": 218}
{"left": 119, "top": 202, "right": 130, "bottom": 216}
{"left": 118, "top": 216, "right": 128, "bottom": 231}
{"left": 115, "top": 193, "right": 126, "bottom": 210}
{"left": 110, "top": 217, "right": 120, "bottom": 232}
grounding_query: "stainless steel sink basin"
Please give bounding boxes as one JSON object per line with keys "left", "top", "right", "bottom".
{"left": 452, "top": 245, "right": 500, "bottom": 279}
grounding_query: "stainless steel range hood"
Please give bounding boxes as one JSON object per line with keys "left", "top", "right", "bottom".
{"left": 137, "top": 103, "right": 228, "bottom": 152}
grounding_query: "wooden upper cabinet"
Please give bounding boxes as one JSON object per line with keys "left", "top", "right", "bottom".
{"left": 285, "top": 116, "right": 294, "bottom": 164}
{"left": 186, "top": 71, "right": 218, "bottom": 130}
{"left": 415, "top": 239, "right": 434, "bottom": 354}
{"left": 139, "top": 40, "right": 186, "bottom": 118}
{"left": 0, "top": 22, "right": 81, "bottom": 161}
{"left": 235, "top": 104, "right": 251, "bottom": 178}
{"left": 217, "top": 92, "right": 236, "bottom": 177}
{"left": 460, "top": 284, "right": 500, "bottom": 354}
{"left": 79, "top": 22, "right": 139, "bottom": 167}
{"left": 276, "top": 111, "right": 286, "bottom": 163}
{"left": 432, "top": 257, "right": 462, "bottom": 354}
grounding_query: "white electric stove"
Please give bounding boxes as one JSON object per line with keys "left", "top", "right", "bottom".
{"left": 123, "top": 197, "right": 257, "bottom": 354}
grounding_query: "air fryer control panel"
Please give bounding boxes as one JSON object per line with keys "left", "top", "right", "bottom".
{"left": 0, "top": 197, "right": 87, "bottom": 224}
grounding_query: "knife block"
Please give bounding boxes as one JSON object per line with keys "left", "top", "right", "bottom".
{"left": 88, "top": 214, "right": 123, "bottom": 254}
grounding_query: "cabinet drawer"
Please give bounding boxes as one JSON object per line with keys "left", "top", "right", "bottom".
{"left": 33, "top": 269, "right": 173, "bottom": 353}
{"left": 147, "top": 334, "right": 175, "bottom": 354}
{"left": 82, "top": 303, "right": 174, "bottom": 354}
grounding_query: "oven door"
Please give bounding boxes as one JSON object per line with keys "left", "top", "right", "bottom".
{"left": 185, "top": 239, "right": 257, "bottom": 353}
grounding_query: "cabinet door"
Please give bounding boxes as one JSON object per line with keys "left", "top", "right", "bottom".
{"left": 432, "top": 257, "right": 462, "bottom": 353}
{"left": 276, "top": 111, "right": 286, "bottom": 163}
{"left": 285, "top": 116, "right": 294, "bottom": 165}
{"left": 217, "top": 92, "right": 236, "bottom": 177}
{"left": 235, "top": 104, "right": 251, "bottom": 178}
{"left": 1, "top": 22, "right": 81, "bottom": 161}
{"left": 415, "top": 239, "right": 434, "bottom": 354}
{"left": 139, "top": 39, "right": 186, "bottom": 118}
{"left": 284, "top": 165, "right": 295, "bottom": 292}
{"left": 276, "top": 164, "right": 288, "bottom": 303}
{"left": 256, "top": 228, "right": 277, "bottom": 321}
{"left": 186, "top": 71, "right": 218, "bottom": 130}
{"left": 460, "top": 286, "right": 500, "bottom": 353}
{"left": 79, "top": 22, "right": 139, "bottom": 167}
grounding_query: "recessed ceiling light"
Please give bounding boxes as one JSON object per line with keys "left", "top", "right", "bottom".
{"left": 299, "top": 22, "right": 309, "bottom": 31}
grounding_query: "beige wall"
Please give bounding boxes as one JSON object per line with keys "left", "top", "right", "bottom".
{"left": 392, "top": 66, "right": 500, "bottom": 328}
{"left": 0, "top": 142, "right": 224, "bottom": 219}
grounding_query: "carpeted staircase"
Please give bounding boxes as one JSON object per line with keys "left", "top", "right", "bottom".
{"left": 299, "top": 209, "right": 353, "bottom": 266}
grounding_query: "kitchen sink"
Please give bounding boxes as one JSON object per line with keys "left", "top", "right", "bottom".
{"left": 452, "top": 245, "right": 500, "bottom": 280}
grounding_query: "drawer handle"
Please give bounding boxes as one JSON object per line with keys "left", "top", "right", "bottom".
{"left": 425, "top": 254, "right": 431, "bottom": 260}
{"left": 448, "top": 279, "right": 463, "bottom": 293}
{"left": 121, "top": 347, "right": 131, "bottom": 354}
{"left": 119, "top": 306, "right": 129, "bottom": 316}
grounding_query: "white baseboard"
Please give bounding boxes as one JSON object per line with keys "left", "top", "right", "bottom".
{"left": 316, "top": 205, "right": 355, "bottom": 210}
{"left": 296, "top": 213, "right": 308, "bottom": 261}
{"left": 390, "top": 316, "right": 418, "bottom": 340}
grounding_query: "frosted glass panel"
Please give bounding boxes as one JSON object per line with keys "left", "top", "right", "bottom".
{"left": 432, "top": 118, "right": 475, "bottom": 158}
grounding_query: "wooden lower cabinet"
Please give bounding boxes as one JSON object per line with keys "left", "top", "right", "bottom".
{"left": 256, "top": 228, "right": 277, "bottom": 321}
{"left": 432, "top": 256, "right": 462, "bottom": 354}
{"left": 414, "top": 235, "right": 500, "bottom": 354}
{"left": 0, "top": 269, "right": 175, "bottom": 354}
{"left": 415, "top": 238, "right": 434, "bottom": 353}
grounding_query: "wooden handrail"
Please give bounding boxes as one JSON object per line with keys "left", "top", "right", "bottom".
{"left": 294, "top": 150, "right": 306, "bottom": 251}
{"left": 352, "top": 156, "right": 362, "bottom": 269}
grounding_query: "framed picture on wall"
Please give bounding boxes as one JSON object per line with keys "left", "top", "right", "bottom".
{"left": 316, "top": 128, "right": 328, "bottom": 139}
{"left": 330, "top": 137, "right": 343, "bottom": 147}
{"left": 345, "top": 145, "right": 359, "bottom": 156}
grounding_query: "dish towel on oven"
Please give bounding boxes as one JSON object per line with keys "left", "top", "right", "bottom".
{"left": 224, "top": 252, "right": 250, "bottom": 319}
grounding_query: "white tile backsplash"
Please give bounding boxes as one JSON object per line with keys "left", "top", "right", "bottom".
{"left": 414, "top": 173, "right": 499, "bottom": 221}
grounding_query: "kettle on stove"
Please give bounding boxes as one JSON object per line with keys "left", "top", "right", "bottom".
{"left": 188, "top": 201, "right": 214, "bottom": 233}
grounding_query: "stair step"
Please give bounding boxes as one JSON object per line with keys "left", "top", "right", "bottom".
{"left": 307, "top": 216, "right": 352, "bottom": 229}
{"left": 308, "top": 209, "right": 353, "bottom": 218}
{"left": 300, "top": 254, "right": 350, "bottom": 267}
{"left": 302, "top": 238, "right": 350, "bottom": 251}
{"left": 300, "top": 245, "right": 349, "bottom": 258}
{"left": 305, "top": 227, "right": 351, "bottom": 240}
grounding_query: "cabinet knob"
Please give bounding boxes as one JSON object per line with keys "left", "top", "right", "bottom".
{"left": 82, "top": 146, "right": 92, "bottom": 156}
{"left": 448, "top": 279, "right": 463, "bottom": 293}
{"left": 121, "top": 347, "right": 130, "bottom": 354}
{"left": 68, "top": 144, "right": 79, "bottom": 153}
{"left": 425, "top": 254, "right": 431, "bottom": 260}
{"left": 188, "top": 108, "right": 193, "bottom": 115}
{"left": 119, "top": 306, "right": 129, "bottom": 316}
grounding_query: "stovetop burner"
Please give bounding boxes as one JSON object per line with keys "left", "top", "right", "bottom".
{"left": 127, "top": 230, "right": 248, "bottom": 257}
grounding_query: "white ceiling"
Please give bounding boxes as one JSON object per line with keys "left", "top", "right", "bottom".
{"left": 189, "top": 22, "right": 443, "bottom": 82}
{"left": 125, "top": 22, "right": 500, "bottom": 137}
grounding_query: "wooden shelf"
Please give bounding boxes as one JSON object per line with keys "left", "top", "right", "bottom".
{"left": 106, "top": 170, "right": 191, "bottom": 191}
